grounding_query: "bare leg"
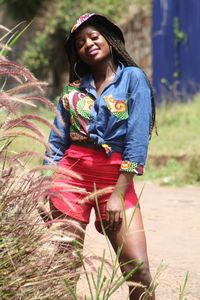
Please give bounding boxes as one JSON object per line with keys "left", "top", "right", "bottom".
{"left": 49, "top": 202, "right": 87, "bottom": 298}
{"left": 104, "top": 207, "right": 155, "bottom": 300}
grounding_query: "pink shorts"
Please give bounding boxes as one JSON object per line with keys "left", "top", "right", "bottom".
{"left": 50, "top": 145, "right": 138, "bottom": 232}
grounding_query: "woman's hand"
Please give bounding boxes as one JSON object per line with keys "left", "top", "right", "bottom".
{"left": 106, "top": 172, "right": 134, "bottom": 231}
{"left": 106, "top": 192, "right": 123, "bottom": 231}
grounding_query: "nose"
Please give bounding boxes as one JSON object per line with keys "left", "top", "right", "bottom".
{"left": 85, "top": 37, "right": 93, "bottom": 48}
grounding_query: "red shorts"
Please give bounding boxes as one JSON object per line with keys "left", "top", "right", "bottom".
{"left": 50, "top": 145, "right": 138, "bottom": 232}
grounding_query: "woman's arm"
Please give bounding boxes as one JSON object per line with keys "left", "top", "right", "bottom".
{"left": 106, "top": 68, "right": 152, "bottom": 231}
{"left": 43, "top": 99, "right": 71, "bottom": 166}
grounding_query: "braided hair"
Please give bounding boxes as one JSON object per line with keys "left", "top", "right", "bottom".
{"left": 66, "top": 21, "right": 156, "bottom": 136}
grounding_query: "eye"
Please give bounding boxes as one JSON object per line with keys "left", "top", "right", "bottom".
{"left": 91, "top": 35, "right": 99, "bottom": 41}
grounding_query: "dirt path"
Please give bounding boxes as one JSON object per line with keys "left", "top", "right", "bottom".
{"left": 78, "top": 182, "right": 200, "bottom": 299}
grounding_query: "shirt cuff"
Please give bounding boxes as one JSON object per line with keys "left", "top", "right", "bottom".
{"left": 120, "top": 161, "right": 144, "bottom": 175}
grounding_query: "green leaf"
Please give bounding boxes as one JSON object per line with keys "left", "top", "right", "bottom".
{"left": 1, "top": 21, "right": 33, "bottom": 57}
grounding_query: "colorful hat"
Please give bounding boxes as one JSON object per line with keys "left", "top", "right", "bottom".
{"left": 65, "top": 13, "right": 125, "bottom": 52}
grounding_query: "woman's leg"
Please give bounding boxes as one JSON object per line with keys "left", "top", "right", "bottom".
{"left": 49, "top": 202, "right": 87, "bottom": 297}
{"left": 104, "top": 207, "right": 155, "bottom": 300}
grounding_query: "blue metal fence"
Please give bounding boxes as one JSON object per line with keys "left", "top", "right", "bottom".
{"left": 152, "top": 0, "right": 200, "bottom": 102}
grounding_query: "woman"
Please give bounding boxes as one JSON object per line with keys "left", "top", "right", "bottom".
{"left": 44, "top": 13, "right": 156, "bottom": 299}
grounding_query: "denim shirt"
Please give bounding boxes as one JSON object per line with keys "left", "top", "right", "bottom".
{"left": 44, "top": 63, "right": 152, "bottom": 175}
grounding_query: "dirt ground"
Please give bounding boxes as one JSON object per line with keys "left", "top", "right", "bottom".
{"left": 78, "top": 182, "right": 200, "bottom": 300}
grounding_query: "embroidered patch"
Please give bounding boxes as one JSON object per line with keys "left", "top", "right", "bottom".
{"left": 121, "top": 161, "right": 141, "bottom": 174}
{"left": 69, "top": 108, "right": 80, "bottom": 131}
{"left": 62, "top": 93, "right": 70, "bottom": 110}
{"left": 104, "top": 95, "right": 128, "bottom": 119}
{"left": 76, "top": 96, "right": 94, "bottom": 120}
{"left": 120, "top": 161, "right": 144, "bottom": 175}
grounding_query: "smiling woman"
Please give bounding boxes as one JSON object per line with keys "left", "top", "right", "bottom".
{"left": 43, "top": 13, "right": 156, "bottom": 299}
{"left": 75, "top": 26, "right": 111, "bottom": 64}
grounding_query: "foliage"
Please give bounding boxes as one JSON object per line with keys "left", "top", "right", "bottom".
{"left": 0, "top": 0, "right": 44, "bottom": 20}
{"left": 0, "top": 24, "right": 83, "bottom": 299}
{"left": 20, "top": 0, "right": 128, "bottom": 77}
{"left": 136, "top": 94, "right": 200, "bottom": 186}
{"left": 1, "top": 0, "right": 151, "bottom": 88}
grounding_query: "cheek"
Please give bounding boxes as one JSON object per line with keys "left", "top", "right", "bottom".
{"left": 76, "top": 49, "right": 85, "bottom": 60}
{"left": 102, "top": 43, "right": 111, "bottom": 56}
{"left": 100, "top": 39, "right": 110, "bottom": 54}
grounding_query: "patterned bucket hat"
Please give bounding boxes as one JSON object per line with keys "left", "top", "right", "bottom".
{"left": 65, "top": 13, "right": 125, "bottom": 53}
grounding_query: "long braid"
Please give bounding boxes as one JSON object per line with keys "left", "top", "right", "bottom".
{"left": 67, "top": 22, "right": 156, "bottom": 135}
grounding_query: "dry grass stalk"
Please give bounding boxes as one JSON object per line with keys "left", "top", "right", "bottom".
{"left": 0, "top": 50, "right": 88, "bottom": 299}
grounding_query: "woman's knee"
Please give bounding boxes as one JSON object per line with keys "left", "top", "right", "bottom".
{"left": 121, "top": 261, "right": 152, "bottom": 287}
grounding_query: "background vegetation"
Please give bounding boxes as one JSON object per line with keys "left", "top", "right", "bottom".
{"left": 0, "top": 0, "right": 150, "bottom": 94}
{"left": 143, "top": 94, "right": 200, "bottom": 186}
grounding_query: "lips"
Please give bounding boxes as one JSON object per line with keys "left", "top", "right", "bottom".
{"left": 87, "top": 47, "right": 100, "bottom": 56}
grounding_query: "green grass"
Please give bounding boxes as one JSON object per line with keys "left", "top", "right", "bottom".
{"left": 149, "top": 94, "right": 200, "bottom": 156}
{"left": 0, "top": 105, "right": 55, "bottom": 167}
{"left": 136, "top": 94, "right": 200, "bottom": 186}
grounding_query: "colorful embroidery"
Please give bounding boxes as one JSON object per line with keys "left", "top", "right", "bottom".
{"left": 62, "top": 93, "right": 70, "bottom": 110}
{"left": 104, "top": 95, "right": 128, "bottom": 119}
{"left": 76, "top": 96, "right": 94, "bottom": 120}
{"left": 120, "top": 160, "right": 144, "bottom": 175}
{"left": 69, "top": 108, "right": 80, "bottom": 131}
{"left": 61, "top": 83, "right": 93, "bottom": 139}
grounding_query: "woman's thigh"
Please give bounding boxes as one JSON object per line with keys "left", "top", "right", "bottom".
{"left": 103, "top": 207, "right": 150, "bottom": 267}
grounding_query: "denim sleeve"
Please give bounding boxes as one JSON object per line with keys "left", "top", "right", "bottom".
{"left": 43, "top": 99, "right": 71, "bottom": 165}
{"left": 120, "top": 68, "right": 152, "bottom": 175}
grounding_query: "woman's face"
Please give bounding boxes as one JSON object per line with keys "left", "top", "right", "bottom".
{"left": 74, "top": 25, "right": 111, "bottom": 66}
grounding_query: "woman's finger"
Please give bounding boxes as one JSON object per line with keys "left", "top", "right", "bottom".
{"left": 113, "top": 212, "right": 123, "bottom": 231}
{"left": 106, "top": 210, "right": 114, "bottom": 229}
{"left": 106, "top": 210, "right": 110, "bottom": 222}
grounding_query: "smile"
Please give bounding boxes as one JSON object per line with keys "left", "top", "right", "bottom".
{"left": 86, "top": 48, "right": 100, "bottom": 56}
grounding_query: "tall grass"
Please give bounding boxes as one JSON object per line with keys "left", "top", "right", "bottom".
{"left": 0, "top": 24, "right": 87, "bottom": 299}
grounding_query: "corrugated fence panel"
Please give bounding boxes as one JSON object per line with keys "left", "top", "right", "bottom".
{"left": 178, "top": 1, "right": 200, "bottom": 95}
{"left": 152, "top": 0, "right": 200, "bottom": 101}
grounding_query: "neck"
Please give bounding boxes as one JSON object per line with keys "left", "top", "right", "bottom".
{"left": 90, "top": 58, "right": 117, "bottom": 83}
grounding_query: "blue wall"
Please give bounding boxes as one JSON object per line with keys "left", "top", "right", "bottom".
{"left": 152, "top": 0, "right": 200, "bottom": 101}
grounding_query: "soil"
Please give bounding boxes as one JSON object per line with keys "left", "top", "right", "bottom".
{"left": 78, "top": 182, "right": 200, "bottom": 300}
